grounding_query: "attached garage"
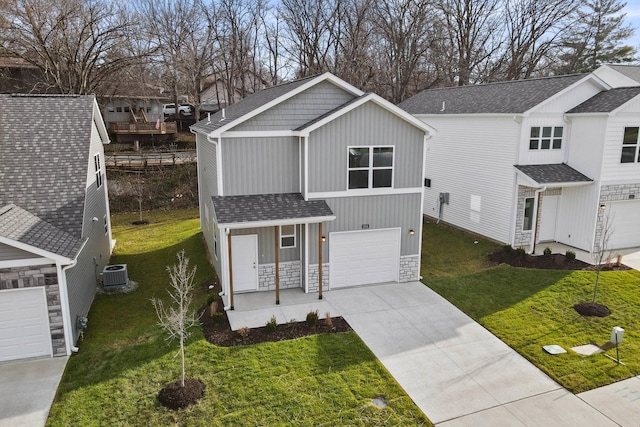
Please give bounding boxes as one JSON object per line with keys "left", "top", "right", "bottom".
{"left": 0, "top": 287, "right": 52, "bottom": 362}
{"left": 329, "top": 228, "right": 401, "bottom": 289}
{"left": 607, "top": 201, "right": 640, "bottom": 249}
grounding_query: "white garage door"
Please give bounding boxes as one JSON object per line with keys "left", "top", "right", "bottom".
{"left": 0, "top": 288, "right": 52, "bottom": 362}
{"left": 330, "top": 228, "right": 401, "bottom": 289}
{"left": 607, "top": 201, "right": 640, "bottom": 250}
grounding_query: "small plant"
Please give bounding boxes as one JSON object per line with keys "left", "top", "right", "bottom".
{"left": 237, "top": 326, "right": 250, "bottom": 338}
{"left": 306, "top": 310, "right": 319, "bottom": 326}
{"left": 543, "top": 247, "right": 552, "bottom": 258}
{"left": 514, "top": 248, "right": 526, "bottom": 258}
{"left": 324, "top": 312, "right": 333, "bottom": 327}
{"left": 502, "top": 244, "right": 514, "bottom": 253}
{"left": 265, "top": 315, "right": 277, "bottom": 333}
{"left": 615, "top": 253, "right": 623, "bottom": 266}
{"left": 206, "top": 293, "right": 219, "bottom": 305}
{"left": 565, "top": 250, "right": 576, "bottom": 261}
{"left": 210, "top": 312, "right": 224, "bottom": 324}
{"left": 286, "top": 319, "right": 298, "bottom": 328}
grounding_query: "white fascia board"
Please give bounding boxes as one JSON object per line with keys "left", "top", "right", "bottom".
{"left": 92, "top": 97, "right": 111, "bottom": 144}
{"left": 220, "top": 130, "right": 299, "bottom": 138}
{"left": 0, "top": 236, "right": 75, "bottom": 265}
{"left": 299, "top": 94, "right": 436, "bottom": 137}
{"left": 208, "top": 74, "right": 365, "bottom": 139}
{"left": 522, "top": 74, "right": 612, "bottom": 117}
{"left": 0, "top": 257, "right": 56, "bottom": 269}
{"left": 221, "top": 215, "right": 336, "bottom": 230}
{"left": 308, "top": 187, "right": 423, "bottom": 199}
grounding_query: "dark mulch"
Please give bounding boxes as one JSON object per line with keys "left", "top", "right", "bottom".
{"left": 200, "top": 302, "right": 352, "bottom": 347}
{"left": 574, "top": 302, "right": 611, "bottom": 317}
{"left": 488, "top": 250, "right": 630, "bottom": 271}
{"left": 157, "top": 378, "right": 205, "bottom": 410}
{"left": 131, "top": 220, "right": 149, "bottom": 225}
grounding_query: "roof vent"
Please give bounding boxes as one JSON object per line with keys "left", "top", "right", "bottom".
{"left": 103, "top": 264, "right": 129, "bottom": 288}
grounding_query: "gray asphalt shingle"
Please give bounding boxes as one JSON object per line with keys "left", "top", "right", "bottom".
{"left": 566, "top": 87, "right": 640, "bottom": 113}
{"left": 398, "top": 74, "right": 586, "bottom": 114}
{"left": 212, "top": 193, "right": 334, "bottom": 225}
{"left": 515, "top": 164, "right": 593, "bottom": 185}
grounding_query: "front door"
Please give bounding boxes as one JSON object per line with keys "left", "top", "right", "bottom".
{"left": 539, "top": 195, "right": 559, "bottom": 242}
{"left": 231, "top": 234, "right": 258, "bottom": 292}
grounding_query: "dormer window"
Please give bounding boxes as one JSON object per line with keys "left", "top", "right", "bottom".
{"left": 529, "top": 126, "right": 562, "bottom": 150}
{"left": 348, "top": 146, "right": 394, "bottom": 189}
{"left": 621, "top": 127, "right": 640, "bottom": 163}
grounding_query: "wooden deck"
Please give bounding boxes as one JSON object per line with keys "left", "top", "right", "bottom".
{"left": 108, "top": 121, "right": 177, "bottom": 135}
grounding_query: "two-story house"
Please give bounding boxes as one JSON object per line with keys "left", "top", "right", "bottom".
{"left": 0, "top": 94, "right": 114, "bottom": 362}
{"left": 191, "top": 73, "right": 434, "bottom": 308}
{"left": 399, "top": 66, "right": 640, "bottom": 254}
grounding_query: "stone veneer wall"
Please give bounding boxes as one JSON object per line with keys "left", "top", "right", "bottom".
{"left": 307, "top": 263, "right": 329, "bottom": 293}
{"left": 595, "top": 183, "right": 640, "bottom": 251}
{"left": 0, "top": 264, "right": 67, "bottom": 356}
{"left": 258, "top": 261, "right": 301, "bottom": 291}
{"left": 514, "top": 186, "right": 562, "bottom": 250}
{"left": 399, "top": 255, "right": 420, "bottom": 282}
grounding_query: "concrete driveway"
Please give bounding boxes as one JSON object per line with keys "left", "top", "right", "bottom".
{"left": 0, "top": 356, "right": 67, "bottom": 427}
{"left": 324, "top": 282, "right": 619, "bottom": 426}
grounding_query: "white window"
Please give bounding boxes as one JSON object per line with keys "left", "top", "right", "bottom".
{"left": 280, "top": 225, "right": 296, "bottom": 248}
{"left": 348, "top": 146, "right": 394, "bottom": 189}
{"left": 213, "top": 223, "right": 218, "bottom": 258}
{"left": 523, "top": 198, "right": 534, "bottom": 231}
{"left": 621, "top": 127, "right": 640, "bottom": 163}
{"left": 529, "top": 126, "right": 563, "bottom": 150}
{"left": 94, "top": 154, "right": 103, "bottom": 189}
{"left": 103, "top": 215, "right": 108, "bottom": 235}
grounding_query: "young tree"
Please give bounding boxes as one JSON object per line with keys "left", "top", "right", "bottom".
{"left": 591, "top": 208, "right": 614, "bottom": 303}
{"left": 151, "top": 250, "right": 199, "bottom": 387}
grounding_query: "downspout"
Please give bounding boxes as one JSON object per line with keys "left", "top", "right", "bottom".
{"left": 530, "top": 186, "right": 546, "bottom": 254}
{"left": 58, "top": 259, "right": 79, "bottom": 354}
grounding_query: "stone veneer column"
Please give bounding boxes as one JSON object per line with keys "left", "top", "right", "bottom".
{"left": 399, "top": 255, "right": 420, "bottom": 282}
{"left": 258, "top": 261, "right": 302, "bottom": 291}
{"left": 0, "top": 264, "right": 67, "bottom": 356}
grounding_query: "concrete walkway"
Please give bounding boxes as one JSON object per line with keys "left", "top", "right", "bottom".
{"left": 228, "top": 282, "right": 633, "bottom": 425}
{"left": 0, "top": 356, "right": 68, "bottom": 427}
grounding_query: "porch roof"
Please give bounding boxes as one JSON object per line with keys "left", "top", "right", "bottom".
{"left": 514, "top": 164, "right": 593, "bottom": 187}
{"left": 211, "top": 193, "right": 335, "bottom": 229}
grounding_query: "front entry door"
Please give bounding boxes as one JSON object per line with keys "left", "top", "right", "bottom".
{"left": 539, "top": 195, "right": 559, "bottom": 242}
{"left": 231, "top": 234, "right": 258, "bottom": 292}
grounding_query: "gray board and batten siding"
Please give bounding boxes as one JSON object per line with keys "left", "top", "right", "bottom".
{"left": 307, "top": 102, "right": 425, "bottom": 192}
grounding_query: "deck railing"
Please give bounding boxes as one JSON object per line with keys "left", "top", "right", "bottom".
{"left": 108, "top": 121, "right": 178, "bottom": 134}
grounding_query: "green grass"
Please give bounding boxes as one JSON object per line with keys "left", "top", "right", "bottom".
{"left": 421, "top": 220, "right": 640, "bottom": 393}
{"left": 47, "top": 209, "right": 431, "bottom": 426}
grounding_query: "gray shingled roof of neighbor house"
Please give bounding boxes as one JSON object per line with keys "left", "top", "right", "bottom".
{"left": 212, "top": 193, "right": 335, "bottom": 225}
{"left": 398, "top": 74, "right": 586, "bottom": 114}
{"left": 607, "top": 65, "right": 640, "bottom": 84}
{"left": 0, "top": 204, "right": 84, "bottom": 259}
{"left": 0, "top": 94, "right": 95, "bottom": 239}
{"left": 515, "top": 164, "right": 593, "bottom": 185}
{"left": 191, "top": 75, "right": 318, "bottom": 134}
{"left": 566, "top": 87, "right": 640, "bottom": 113}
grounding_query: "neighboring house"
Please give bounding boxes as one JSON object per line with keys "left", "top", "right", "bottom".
{"left": 0, "top": 57, "right": 44, "bottom": 94}
{"left": 199, "top": 70, "right": 269, "bottom": 112}
{"left": 399, "top": 66, "right": 640, "bottom": 254}
{"left": 191, "top": 73, "right": 434, "bottom": 308}
{"left": 0, "top": 94, "right": 114, "bottom": 362}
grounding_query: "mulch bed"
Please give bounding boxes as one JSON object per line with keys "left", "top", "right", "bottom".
{"left": 157, "top": 378, "right": 205, "bottom": 410}
{"left": 200, "top": 303, "right": 352, "bottom": 347}
{"left": 573, "top": 302, "right": 612, "bottom": 317}
{"left": 488, "top": 250, "right": 630, "bottom": 271}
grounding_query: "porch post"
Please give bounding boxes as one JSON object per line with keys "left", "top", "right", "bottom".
{"left": 318, "top": 222, "right": 323, "bottom": 300}
{"left": 274, "top": 226, "right": 280, "bottom": 305}
{"left": 227, "top": 230, "right": 234, "bottom": 310}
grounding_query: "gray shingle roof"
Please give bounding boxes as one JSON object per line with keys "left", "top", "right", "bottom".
{"left": 0, "top": 94, "right": 96, "bottom": 238}
{"left": 514, "top": 164, "right": 593, "bottom": 185}
{"left": 398, "top": 74, "right": 586, "bottom": 114}
{"left": 191, "top": 75, "right": 318, "bottom": 134}
{"left": 566, "top": 87, "right": 640, "bottom": 113}
{"left": 607, "top": 65, "right": 640, "bottom": 84}
{"left": 0, "top": 204, "right": 84, "bottom": 259}
{"left": 212, "top": 193, "right": 334, "bottom": 225}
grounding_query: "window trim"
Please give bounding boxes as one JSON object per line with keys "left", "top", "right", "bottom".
{"left": 529, "top": 126, "right": 563, "bottom": 150}
{"left": 103, "top": 215, "right": 108, "bottom": 235}
{"left": 213, "top": 221, "right": 218, "bottom": 259}
{"left": 94, "top": 154, "right": 103, "bottom": 189}
{"left": 279, "top": 225, "right": 296, "bottom": 249}
{"left": 523, "top": 197, "right": 534, "bottom": 231}
{"left": 347, "top": 145, "right": 395, "bottom": 190}
{"left": 621, "top": 126, "right": 640, "bottom": 164}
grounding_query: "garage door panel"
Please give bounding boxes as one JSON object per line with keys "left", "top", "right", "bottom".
{"left": 0, "top": 288, "right": 51, "bottom": 362}
{"left": 608, "top": 201, "right": 640, "bottom": 249}
{"left": 330, "top": 229, "right": 400, "bottom": 288}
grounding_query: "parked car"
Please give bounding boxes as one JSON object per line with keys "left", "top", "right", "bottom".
{"left": 163, "top": 103, "right": 195, "bottom": 116}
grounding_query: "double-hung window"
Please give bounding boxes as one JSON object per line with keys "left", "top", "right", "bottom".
{"left": 529, "top": 126, "right": 563, "bottom": 150}
{"left": 94, "top": 154, "right": 103, "bottom": 189}
{"left": 621, "top": 127, "right": 640, "bottom": 163}
{"left": 348, "top": 146, "right": 394, "bottom": 189}
{"left": 280, "top": 225, "right": 296, "bottom": 248}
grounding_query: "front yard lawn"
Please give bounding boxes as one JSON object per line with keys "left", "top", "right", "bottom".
{"left": 422, "top": 218, "right": 640, "bottom": 393}
{"left": 47, "top": 209, "right": 430, "bottom": 426}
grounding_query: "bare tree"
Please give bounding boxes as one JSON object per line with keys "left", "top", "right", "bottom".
{"left": 151, "top": 250, "right": 199, "bottom": 387}
{"left": 591, "top": 208, "right": 614, "bottom": 303}
{"left": 0, "top": 0, "right": 142, "bottom": 95}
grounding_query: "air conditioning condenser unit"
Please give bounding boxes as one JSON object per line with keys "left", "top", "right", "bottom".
{"left": 103, "top": 264, "right": 129, "bottom": 288}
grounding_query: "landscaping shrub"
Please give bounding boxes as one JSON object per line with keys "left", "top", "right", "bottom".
{"left": 565, "top": 250, "right": 576, "bottom": 261}
{"left": 324, "top": 312, "right": 333, "bottom": 327}
{"left": 306, "top": 310, "right": 319, "bottom": 326}
{"left": 514, "top": 248, "right": 526, "bottom": 258}
{"left": 502, "top": 244, "right": 514, "bottom": 253}
{"left": 237, "top": 326, "right": 250, "bottom": 338}
{"left": 210, "top": 312, "right": 224, "bottom": 323}
{"left": 265, "top": 315, "right": 277, "bottom": 333}
{"left": 543, "top": 247, "right": 552, "bottom": 257}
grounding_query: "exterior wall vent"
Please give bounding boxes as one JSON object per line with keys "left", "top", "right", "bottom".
{"left": 103, "top": 264, "right": 129, "bottom": 288}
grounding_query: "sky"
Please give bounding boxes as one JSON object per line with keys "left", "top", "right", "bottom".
{"left": 624, "top": 0, "right": 640, "bottom": 49}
